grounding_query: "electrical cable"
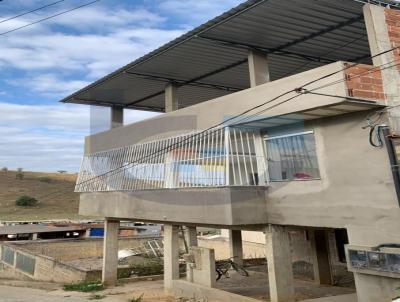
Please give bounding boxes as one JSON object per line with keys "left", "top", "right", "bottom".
{"left": 31, "top": 45, "right": 400, "bottom": 202}
{"left": 70, "top": 47, "right": 400, "bottom": 190}
{"left": 0, "top": 0, "right": 99, "bottom": 36}
{"left": 0, "top": 0, "right": 66, "bottom": 24}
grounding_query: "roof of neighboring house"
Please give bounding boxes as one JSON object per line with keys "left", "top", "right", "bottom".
{"left": 60, "top": 0, "right": 399, "bottom": 112}
{"left": 0, "top": 225, "right": 87, "bottom": 235}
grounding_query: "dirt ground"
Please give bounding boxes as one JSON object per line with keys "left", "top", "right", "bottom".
{"left": 0, "top": 170, "right": 82, "bottom": 221}
{"left": 217, "top": 270, "right": 355, "bottom": 301}
{"left": 0, "top": 279, "right": 178, "bottom": 302}
{"left": 0, "top": 268, "right": 356, "bottom": 302}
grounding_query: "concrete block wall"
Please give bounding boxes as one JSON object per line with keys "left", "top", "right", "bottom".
{"left": 0, "top": 242, "right": 88, "bottom": 283}
{"left": 17, "top": 236, "right": 160, "bottom": 261}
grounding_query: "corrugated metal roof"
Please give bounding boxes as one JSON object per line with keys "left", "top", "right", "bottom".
{"left": 60, "top": 0, "right": 398, "bottom": 112}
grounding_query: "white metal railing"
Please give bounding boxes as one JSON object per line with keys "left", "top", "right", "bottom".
{"left": 75, "top": 127, "right": 268, "bottom": 192}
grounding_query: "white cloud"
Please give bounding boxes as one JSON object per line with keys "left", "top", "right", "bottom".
{"left": 158, "top": 0, "right": 244, "bottom": 23}
{"left": 0, "top": 102, "right": 159, "bottom": 172}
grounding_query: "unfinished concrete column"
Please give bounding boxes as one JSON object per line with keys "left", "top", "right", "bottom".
{"left": 165, "top": 83, "right": 178, "bottom": 113}
{"left": 229, "top": 229, "right": 243, "bottom": 266}
{"left": 164, "top": 224, "right": 180, "bottom": 292}
{"left": 184, "top": 226, "right": 198, "bottom": 248}
{"left": 102, "top": 219, "right": 119, "bottom": 286}
{"left": 32, "top": 233, "right": 38, "bottom": 240}
{"left": 248, "top": 49, "right": 270, "bottom": 87}
{"left": 309, "top": 230, "right": 333, "bottom": 285}
{"left": 265, "top": 225, "right": 295, "bottom": 302}
{"left": 364, "top": 4, "right": 400, "bottom": 132}
{"left": 111, "top": 106, "right": 123, "bottom": 129}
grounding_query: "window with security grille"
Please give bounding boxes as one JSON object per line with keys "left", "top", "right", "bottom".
{"left": 265, "top": 131, "right": 320, "bottom": 181}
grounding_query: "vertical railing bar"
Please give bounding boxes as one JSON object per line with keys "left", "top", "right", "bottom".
{"left": 239, "top": 130, "right": 250, "bottom": 185}
{"left": 153, "top": 139, "right": 161, "bottom": 188}
{"left": 210, "top": 130, "right": 215, "bottom": 186}
{"left": 233, "top": 128, "right": 243, "bottom": 185}
{"left": 197, "top": 132, "right": 204, "bottom": 187}
{"left": 192, "top": 132, "right": 199, "bottom": 187}
{"left": 200, "top": 131, "right": 206, "bottom": 187}
{"left": 246, "top": 131, "right": 256, "bottom": 186}
{"left": 129, "top": 145, "right": 137, "bottom": 190}
{"left": 176, "top": 136, "right": 184, "bottom": 188}
{"left": 148, "top": 141, "right": 156, "bottom": 189}
{"left": 224, "top": 127, "right": 230, "bottom": 186}
{"left": 185, "top": 134, "right": 193, "bottom": 187}
{"left": 166, "top": 137, "right": 174, "bottom": 188}
{"left": 219, "top": 128, "right": 224, "bottom": 186}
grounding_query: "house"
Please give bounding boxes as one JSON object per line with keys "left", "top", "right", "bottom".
{"left": 61, "top": 1, "right": 400, "bottom": 301}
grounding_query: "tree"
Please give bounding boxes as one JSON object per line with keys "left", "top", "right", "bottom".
{"left": 16, "top": 168, "right": 24, "bottom": 180}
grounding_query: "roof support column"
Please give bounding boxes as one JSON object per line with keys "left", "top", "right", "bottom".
{"left": 248, "top": 49, "right": 270, "bottom": 87}
{"left": 165, "top": 83, "right": 179, "bottom": 113}
{"left": 364, "top": 4, "right": 400, "bottom": 132}
{"left": 111, "top": 106, "right": 123, "bottom": 129}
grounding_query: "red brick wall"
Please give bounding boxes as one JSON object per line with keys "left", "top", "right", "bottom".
{"left": 344, "top": 63, "right": 384, "bottom": 101}
{"left": 385, "top": 8, "right": 400, "bottom": 69}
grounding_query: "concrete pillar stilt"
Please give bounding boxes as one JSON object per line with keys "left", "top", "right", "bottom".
{"left": 229, "top": 229, "right": 243, "bottom": 266}
{"left": 164, "top": 224, "right": 180, "bottom": 292}
{"left": 265, "top": 225, "right": 295, "bottom": 302}
{"left": 184, "top": 226, "right": 198, "bottom": 248}
{"left": 310, "top": 230, "right": 333, "bottom": 285}
{"left": 102, "top": 219, "right": 119, "bottom": 286}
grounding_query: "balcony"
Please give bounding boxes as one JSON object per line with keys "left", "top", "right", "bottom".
{"left": 77, "top": 127, "right": 268, "bottom": 226}
{"left": 76, "top": 127, "right": 268, "bottom": 192}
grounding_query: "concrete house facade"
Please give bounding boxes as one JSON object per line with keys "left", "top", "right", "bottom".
{"left": 62, "top": 1, "right": 400, "bottom": 301}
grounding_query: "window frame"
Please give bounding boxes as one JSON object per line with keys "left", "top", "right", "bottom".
{"left": 264, "top": 130, "right": 321, "bottom": 182}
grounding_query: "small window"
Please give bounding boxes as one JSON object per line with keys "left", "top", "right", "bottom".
{"left": 265, "top": 131, "right": 320, "bottom": 181}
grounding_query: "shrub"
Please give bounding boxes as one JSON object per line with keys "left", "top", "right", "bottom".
{"left": 15, "top": 168, "right": 24, "bottom": 180}
{"left": 63, "top": 280, "right": 104, "bottom": 292}
{"left": 130, "top": 259, "right": 163, "bottom": 276}
{"left": 15, "top": 195, "right": 38, "bottom": 207}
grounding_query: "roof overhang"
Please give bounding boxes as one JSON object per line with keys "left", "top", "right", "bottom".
{"left": 60, "top": 0, "right": 399, "bottom": 112}
{"left": 235, "top": 99, "right": 386, "bottom": 129}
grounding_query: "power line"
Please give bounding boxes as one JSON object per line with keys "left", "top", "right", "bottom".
{"left": 32, "top": 45, "right": 400, "bottom": 202}
{"left": 0, "top": 0, "right": 66, "bottom": 24}
{"left": 0, "top": 0, "right": 100, "bottom": 36}
{"left": 72, "top": 45, "right": 400, "bottom": 189}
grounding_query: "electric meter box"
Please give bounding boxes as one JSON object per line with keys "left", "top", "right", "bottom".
{"left": 346, "top": 245, "right": 400, "bottom": 278}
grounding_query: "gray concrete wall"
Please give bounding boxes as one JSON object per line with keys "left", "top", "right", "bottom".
{"left": 265, "top": 110, "right": 399, "bottom": 229}
{"left": 79, "top": 187, "right": 267, "bottom": 226}
{"left": 84, "top": 62, "right": 349, "bottom": 154}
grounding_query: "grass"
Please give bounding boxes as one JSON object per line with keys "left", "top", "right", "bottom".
{"left": 0, "top": 170, "right": 87, "bottom": 221}
{"left": 129, "top": 259, "right": 163, "bottom": 277}
{"left": 63, "top": 280, "right": 105, "bottom": 292}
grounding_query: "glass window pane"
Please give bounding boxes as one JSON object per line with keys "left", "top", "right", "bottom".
{"left": 265, "top": 132, "right": 320, "bottom": 181}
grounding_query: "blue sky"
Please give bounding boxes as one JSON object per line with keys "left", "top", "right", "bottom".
{"left": 0, "top": 0, "right": 243, "bottom": 172}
